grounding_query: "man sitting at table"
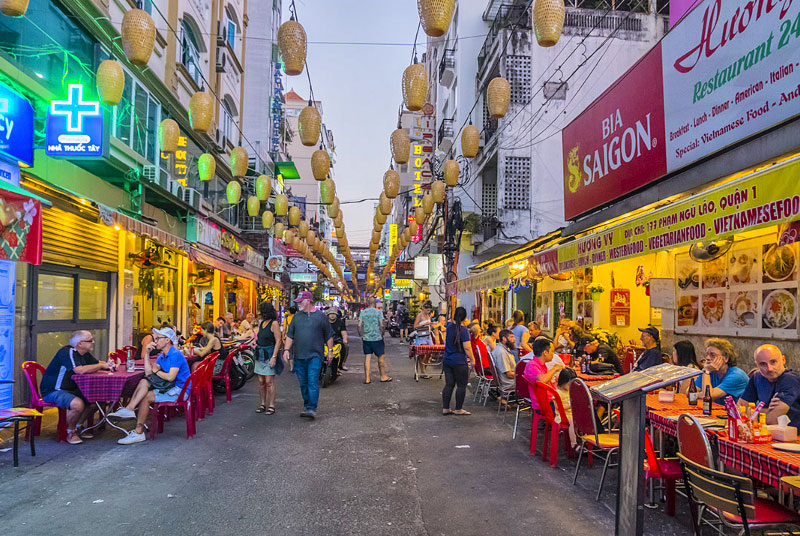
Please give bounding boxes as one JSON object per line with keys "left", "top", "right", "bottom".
{"left": 581, "top": 336, "right": 623, "bottom": 374}
{"left": 738, "top": 344, "right": 800, "bottom": 427}
{"left": 695, "top": 338, "right": 749, "bottom": 403}
{"left": 40, "top": 330, "right": 113, "bottom": 445}
{"left": 109, "top": 327, "right": 190, "bottom": 445}
{"left": 491, "top": 329, "right": 517, "bottom": 393}
{"left": 632, "top": 326, "right": 663, "bottom": 371}
{"left": 215, "top": 316, "right": 231, "bottom": 339}
{"left": 523, "top": 338, "right": 564, "bottom": 409}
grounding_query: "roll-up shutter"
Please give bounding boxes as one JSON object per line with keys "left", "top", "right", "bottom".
{"left": 42, "top": 207, "right": 118, "bottom": 272}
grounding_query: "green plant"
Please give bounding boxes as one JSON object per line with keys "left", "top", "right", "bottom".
{"left": 588, "top": 283, "right": 605, "bottom": 294}
{"left": 590, "top": 327, "right": 621, "bottom": 353}
{"left": 462, "top": 213, "right": 482, "bottom": 234}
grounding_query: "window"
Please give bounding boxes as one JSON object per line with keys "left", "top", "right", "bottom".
{"left": 506, "top": 55, "right": 531, "bottom": 105}
{"left": 221, "top": 101, "right": 235, "bottom": 143}
{"left": 112, "top": 78, "right": 160, "bottom": 163}
{"left": 503, "top": 156, "right": 530, "bottom": 210}
{"left": 181, "top": 21, "right": 203, "bottom": 88}
{"left": 227, "top": 20, "right": 236, "bottom": 51}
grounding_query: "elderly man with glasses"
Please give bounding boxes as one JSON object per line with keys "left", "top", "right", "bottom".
{"left": 40, "top": 330, "right": 113, "bottom": 445}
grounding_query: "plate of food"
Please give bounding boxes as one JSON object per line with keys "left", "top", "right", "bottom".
{"left": 729, "top": 249, "right": 758, "bottom": 285}
{"left": 702, "top": 257, "right": 728, "bottom": 289}
{"left": 702, "top": 293, "right": 725, "bottom": 327}
{"left": 763, "top": 244, "right": 796, "bottom": 282}
{"left": 677, "top": 296, "right": 698, "bottom": 326}
{"left": 731, "top": 291, "right": 758, "bottom": 327}
{"left": 762, "top": 289, "right": 797, "bottom": 330}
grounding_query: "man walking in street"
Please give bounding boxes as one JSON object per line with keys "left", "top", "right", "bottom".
{"left": 359, "top": 297, "right": 392, "bottom": 384}
{"left": 284, "top": 291, "right": 333, "bottom": 419}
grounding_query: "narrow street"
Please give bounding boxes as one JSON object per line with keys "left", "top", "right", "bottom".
{"left": 0, "top": 324, "right": 689, "bottom": 535}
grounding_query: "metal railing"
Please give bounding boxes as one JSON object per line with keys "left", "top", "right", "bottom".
{"left": 438, "top": 48, "right": 456, "bottom": 81}
{"left": 477, "top": 3, "right": 532, "bottom": 72}
{"left": 438, "top": 118, "right": 454, "bottom": 146}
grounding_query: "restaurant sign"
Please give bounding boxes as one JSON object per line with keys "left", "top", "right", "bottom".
{"left": 541, "top": 157, "right": 800, "bottom": 276}
{"left": 456, "top": 265, "right": 511, "bottom": 294}
{"left": 563, "top": 0, "right": 800, "bottom": 219}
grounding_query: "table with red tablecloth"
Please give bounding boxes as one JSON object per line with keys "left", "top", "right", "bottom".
{"left": 578, "top": 372, "right": 619, "bottom": 385}
{"left": 73, "top": 370, "right": 144, "bottom": 403}
{"left": 409, "top": 344, "right": 445, "bottom": 381}
{"left": 408, "top": 344, "right": 445, "bottom": 360}
{"left": 646, "top": 393, "right": 727, "bottom": 436}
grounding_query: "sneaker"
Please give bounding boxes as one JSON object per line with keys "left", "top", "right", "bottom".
{"left": 340, "top": 366, "right": 349, "bottom": 371}
{"left": 299, "top": 411, "right": 309, "bottom": 418}
{"left": 117, "top": 430, "right": 146, "bottom": 445}
{"left": 76, "top": 426, "right": 94, "bottom": 439}
{"left": 108, "top": 407, "right": 136, "bottom": 419}
{"left": 306, "top": 411, "right": 316, "bottom": 420}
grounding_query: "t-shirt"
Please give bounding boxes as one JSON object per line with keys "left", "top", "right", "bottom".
{"left": 511, "top": 324, "right": 527, "bottom": 359}
{"left": 288, "top": 310, "right": 333, "bottom": 360}
{"left": 523, "top": 357, "right": 550, "bottom": 409}
{"left": 633, "top": 347, "right": 663, "bottom": 371}
{"left": 329, "top": 315, "right": 347, "bottom": 344}
{"left": 492, "top": 343, "right": 517, "bottom": 391}
{"left": 740, "top": 370, "right": 800, "bottom": 428}
{"left": 41, "top": 346, "right": 99, "bottom": 396}
{"left": 694, "top": 366, "right": 750, "bottom": 403}
{"left": 359, "top": 307, "right": 383, "bottom": 342}
{"left": 157, "top": 346, "right": 191, "bottom": 390}
{"left": 443, "top": 322, "right": 470, "bottom": 366}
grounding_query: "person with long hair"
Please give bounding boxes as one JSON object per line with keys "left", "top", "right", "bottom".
{"left": 441, "top": 307, "right": 475, "bottom": 416}
{"left": 672, "top": 340, "right": 700, "bottom": 394}
{"left": 254, "top": 302, "right": 283, "bottom": 415}
{"left": 510, "top": 310, "right": 531, "bottom": 359}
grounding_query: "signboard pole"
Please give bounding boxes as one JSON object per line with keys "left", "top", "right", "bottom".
{"left": 615, "top": 395, "right": 646, "bottom": 536}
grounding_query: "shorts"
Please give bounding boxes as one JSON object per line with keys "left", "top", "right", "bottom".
{"left": 42, "top": 390, "right": 81, "bottom": 409}
{"left": 415, "top": 335, "right": 433, "bottom": 345}
{"left": 362, "top": 339, "right": 385, "bottom": 356}
{"left": 154, "top": 385, "right": 183, "bottom": 403}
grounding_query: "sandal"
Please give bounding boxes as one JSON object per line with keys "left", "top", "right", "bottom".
{"left": 453, "top": 410, "right": 472, "bottom": 416}
{"left": 380, "top": 377, "right": 393, "bottom": 382}
{"left": 264, "top": 406, "right": 276, "bottom": 415}
{"left": 442, "top": 409, "right": 454, "bottom": 415}
{"left": 363, "top": 380, "right": 371, "bottom": 384}
{"left": 255, "top": 405, "right": 266, "bottom": 413}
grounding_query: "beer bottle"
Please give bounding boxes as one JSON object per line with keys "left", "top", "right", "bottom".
{"left": 687, "top": 379, "right": 699, "bottom": 406}
{"left": 702, "top": 385, "right": 712, "bottom": 416}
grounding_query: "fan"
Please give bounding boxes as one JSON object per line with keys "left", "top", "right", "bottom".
{"left": 689, "top": 237, "right": 733, "bottom": 262}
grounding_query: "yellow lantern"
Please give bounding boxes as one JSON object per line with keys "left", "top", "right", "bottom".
{"left": 289, "top": 206, "right": 301, "bottom": 226}
{"left": 417, "top": 0, "right": 455, "bottom": 38}
{"left": 226, "top": 181, "right": 241, "bottom": 204}
{"left": 487, "top": 77, "right": 511, "bottom": 119}
{"left": 277, "top": 20, "right": 307, "bottom": 76}
{"left": 247, "top": 196, "right": 260, "bottom": 217}
{"left": 230, "top": 146, "right": 249, "bottom": 178}
{"left": 328, "top": 198, "right": 340, "bottom": 220}
{"left": 461, "top": 124, "right": 480, "bottom": 158}
{"left": 409, "top": 220, "right": 419, "bottom": 236}
{"left": 373, "top": 219, "right": 382, "bottom": 233}
{"left": 533, "top": 0, "right": 566, "bottom": 47}
{"left": 403, "top": 227, "right": 412, "bottom": 242}
{"left": 379, "top": 192, "right": 392, "bottom": 216}
{"left": 274, "top": 194, "right": 288, "bottom": 216}
{"left": 298, "top": 220, "right": 309, "bottom": 238}
{"left": 274, "top": 222, "right": 285, "bottom": 239}
{"left": 376, "top": 211, "right": 387, "bottom": 225}
{"left": 299, "top": 106, "right": 321, "bottom": 147}
{"left": 372, "top": 230, "right": 381, "bottom": 244}
{"left": 307, "top": 230, "right": 316, "bottom": 247}
{"left": 121, "top": 8, "right": 156, "bottom": 66}
{"left": 336, "top": 226, "right": 345, "bottom": 240}
{"left": 320, "top": 178, "right": 336, "bottom": 205}
{"left": 198, "top": 153, "right": 216, "bottom": 181}
{"left": 444, "top": 160, "right": 459, "bottom": 187}
{"left": 0, "top": 0, "right": 29, "bottom": 16}
{"left": 158, "top": 119, "right": 179, "bottom": 153}
{"left": 96, "top": 60, "right": 124, "bottom": 106}
{"left": 402, "top": 63, "right": 427, "bottom": 112}
{"left": 189, "top": 91, "right": 214, "bottom": 132}
{"left": 311, "top": 149, "right": 330, "bottom": 181}
{"left": 256, "top": 175, "right": 272, "bottom": 201}
{"left": 422, "top": 193, "right": 434, "bottom": 214}
{"left": 262, "top": 211, "right": 274, "bottom": 229}
{"left": 391, "top": 129, "right": 410, "bottom": 165}
{"left": 415, "top": 206, "right": 426, "bottom": 224}
{"left": 383, "top": 170, "right": 400, "bottom": 199}
{"left": 431, "top": 180, "right": 445, "bottom": 203}
{"left": 333, "top": 211, "right": 343, "bottom": 228}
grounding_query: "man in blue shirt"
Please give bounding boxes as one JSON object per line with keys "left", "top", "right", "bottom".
{"left": 694, "top": 338, "right": 749, "bottom": 403}
{"left": 110, "top": 327, "right": 190, "bottom": 444}
{"left": 633, "top": 326, "right": 664, "bottom": 371}
{"left": 739, "top": 344, "right": 800, "bottom": 428}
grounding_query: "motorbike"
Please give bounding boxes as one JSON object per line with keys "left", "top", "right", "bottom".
{"left": 387, "top": 316, "right": 401, "bottom": 338}
{"left": 320, "top": 342, "right": 343, "bottom": 388}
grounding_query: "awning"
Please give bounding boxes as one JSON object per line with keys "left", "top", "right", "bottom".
{"left": 274, "top": 161, "right": 300, "bottom": 180}
{"left": 452, "top": 265, "right": 511, "bottom": 294}
{"left": 190, "top": 246, "right": 280, "bottom": 287}
{"left": 113, "top": 212, "right": 187, "bottom": 250}
{"left": 5, "top": 181, "right": 51, "bottom": 206}
{"left": 471, "top": 230, "right": 563, "bottom": 272}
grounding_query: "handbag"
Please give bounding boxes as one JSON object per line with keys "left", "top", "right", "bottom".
{"left": 147, "top": 372, "right": 176, "bottom": 393}
{"left": 588, "top": 362, "right": 616, "bottom": 375}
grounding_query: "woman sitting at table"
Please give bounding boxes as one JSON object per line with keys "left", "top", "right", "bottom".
{"left": 694, "top": 338, "right": 749, "bottom": 403}
{"left": 671, "top": 340, "right": 700, "bottom": 394}
{"left": 139, "top": 327, "right": 162, "bottom": 359}
{"left": 194, "top": 322, "right": 227, "bottom": 372}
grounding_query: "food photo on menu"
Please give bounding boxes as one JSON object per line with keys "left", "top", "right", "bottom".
{"left": 730, "top": 291, "right": 758, "bottom": 328}
{"left": 701, "top": 292, "right": 725, "bottom": 327}
{"left": 729, "top": 248, "right": 759, "bottom": 285}
{"left": 762, "top": 243, "right": 797, "bottom": 283}
{"left": 702, "top": 256, "right": 728, "bottom": 289}
{"left": 677, "top": 295, "right": 698, "bottom": 327}
{"left": 762, "top": 288, "right": 797, "bottom": 331}
{"left": 676, "top": 258, "right": 699, "bottom": 290}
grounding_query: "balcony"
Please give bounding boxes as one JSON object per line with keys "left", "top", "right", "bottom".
{"left": 438, "top": 48, "right": 456, "bottom": 87}
{"left": 477, "top": 4, "right": 532, "bottom": 73}
{"left": 438, "top": 118, "right": 454, "bottom": 152}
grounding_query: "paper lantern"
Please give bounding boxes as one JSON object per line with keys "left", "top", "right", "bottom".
{"left": 307, "top": 230, "right": 316, "bottom": 246}
{"left": 391, "top": 129, "right": 410, "bottom": 165}
{"left": 415, "top": 206, "right": 426, "bottom": 224}
{"left": 277, "top": 20, "right": 307, "bottom": 76}
{"left": 373, "top": 219, "right": 382, "bottom": 233}
{"left": 262, "top": 211, "right": 274, "bottom": 229}
{"left": 462, "top": 124, "right": 480, "bottom": 158}
{"left": 422, "top": 193, "right": 434, "bottom": 214}
{"left": 487, "top": 77, "right": 511, "bottom": 119}
{"left": 96, "top": 60, "right": 124, "bottom": 106}
{"left": 0, "top": 0, "right": 29, "bottom": 16}
{"left": 402, "top": 63, "right": 427, "bottom": 112}
{"left": 274, "top": 222, "right": 284, "bottom": 239}
{"left": 311, "top": 150, "right": 330, "bottom": 181}
{"left": 189, "top": 91, "right": 214, "bottom": 132}
{"left": 444, "top": 160, "right": 459, "bottom": 187}
{"left": 379, "top": 192, "right": 392, "bottom": 216}
{"left": 409, "top": 220, "right": 419, "bottom": 236}
{"left": 383, "top": 170, "right": 400, "bottom": 199}
{"left": 336, "top": 226, "right": 345, "bottom": 240}
{"left": 256, "top": 175, "right": 272, "bottom": 201}
{"left": 299, "top": 106, "right": 321, "bottom": 147}
{"left": 198, "top": 153, "right": 216, "bottom": 181}
{"left": 376, "top": 210, "right": 387, "bottom": 224}
{"left": 403, "top": 227, "right": 412, "bottom": 241}
{"left": 158, "top": 119, "right": 179, "bottom": 153}
{"left": 121, "top": 8, "right": 156, "bottom": 66}
{"left": 372, "top": 230, "right": 382, "bottom": 244}
{"left": 226, "top": 181, "right": 241, "bottom": 204}
{"left": 333, "top": 211, "right": 343, "bottom": 227}
{"left": 431, "top": 180, "right": 445, "bottom": 203}
{"left": 247, "top": 196, "right": 260, "bottom": 217}
{"left": 298, "top": 220, "right": 309, "bottom": 238}
{"left": 320, "top": 178, "right": 336, "bottom": 205}
{"left": 417, "top": 0, "right": 455, "bottom": 37}
{"left": 328, "top": 198, "right": 340, "bottom": 220}
{"left": 289, "top": 206, "right": 301, "bottom": 226}
{"left": 533, "top": 0, "right": 566, "bottom": 47}
{"left": 274, "top": 194, "right": 288, "bottom": 216}
{"left": 230, "top": 146, "right": 248, "bottom": 178}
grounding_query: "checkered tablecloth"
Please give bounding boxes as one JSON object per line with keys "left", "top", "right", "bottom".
{"left": 717, "top": 437, "right": 800, "bottom": 488}
{"left": 408, "top": 344, "right": 445, "bottom": 360}
{"left": 73, "top": 370, "right": 144, "bottom": 403}
{"left": 578, "top": 373, "right": 619, "bottom": 385}
{"left": 646, "top": 393, "right": 726, "bottom": 435}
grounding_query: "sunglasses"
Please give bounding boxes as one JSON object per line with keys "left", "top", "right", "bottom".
{"left": 81, "top": 339, "right": 94, "bottom": 344}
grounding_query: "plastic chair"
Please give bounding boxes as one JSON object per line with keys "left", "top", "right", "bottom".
{"left": 201, "top": 353, "right": 218, "bottom": 417}
{"left": 211, "top": 349, "right": 238, "bottom": 402}
{"left": 148, "top": 370, "right": 199, "bottom": 440}
{"left": 511, "top": 360, "right": 531, "bottom": 438}
{"left": 532, "top": 381, "right": 573, "bottom": 467}
{"left": 676, "top": 413, "right": 715, "bottom": 469}
{"left": 570, "top": 378, "right": 620, "bottom": 501}
{"left": 679, "top": 452, "right": 800, "bottom": 535}
{"left": 22, "top": 361, "right": 67, "bottom": 443}
{"left": 644, "top": 429, "right": 682, "bottom": 516}
{"left": 471, "top": 338, "right": 493, "bottom": 404}
{"left": 192, "top": 359, "right": 211, "bottom": 420}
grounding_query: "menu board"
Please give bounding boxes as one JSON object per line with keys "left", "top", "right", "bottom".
{"left": 675, "top": 233, "right": 799, "bottom": 339}
{"left": 573, "top": 268, "right": 594, "bottom": 330}
{"left": 553, "top": 289, "right": 573, "bottom": 330}
{"left": 535, "top": 291, "right": 552, "bottom": 334}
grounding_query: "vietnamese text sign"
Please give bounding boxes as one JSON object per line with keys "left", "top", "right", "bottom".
{"left": 46, "top": 84, "right": 105, "bottom": 158}
{"left": 396, "top": 261, "right": 415, "bottom": 279}
{"left": 456, "top": 265, "right": 511, "bottom": 294}
{"left": 0, "top": 82, "right": 33, "bottom": 167}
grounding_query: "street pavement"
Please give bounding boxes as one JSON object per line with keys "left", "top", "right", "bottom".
{"left": 0, "top": 323, "right": 692, "bottom": 535}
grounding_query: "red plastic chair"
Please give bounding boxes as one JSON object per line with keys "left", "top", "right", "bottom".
{"left": 22, "top": 361, "right": 67, "bottom": 443}
{"left": 196, "top": 354, "right": 218, "bottom": 419}
{"left": 148, "top": 369, "right": 199, "bottom": 440}
{"left": 644, "top": 429, "right": 681, "bottom": 516}
{"left": 532, "top": 381, "right": 573, "bottom": 467}
{"left": 211, "top": 349, "right": 238, "bottom": 402}
{"left": 676, "top": 413, "right": 715, "bottom": 469}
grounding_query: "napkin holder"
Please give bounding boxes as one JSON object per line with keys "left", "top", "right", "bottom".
{"left": 768, "top": 415, "right": 797, "bottom": 442}
{"left": 657, "top": 390, "right": 675, "bottom": 403}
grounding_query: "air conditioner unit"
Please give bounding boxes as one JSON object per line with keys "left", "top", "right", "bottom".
{"left": 216, "top": 47, "right": 228, "bottom": 73}
{"left": 142, "top": 165, "right": 158, "bottom": 183}
{"left": 183, "top": 187, "right": 202, "bottom": 211}
{"left": 216, "top": 21, "right": 227, "bottom": 46}
{"left": 167, "top": 180, "right": 184, "bottom": 200}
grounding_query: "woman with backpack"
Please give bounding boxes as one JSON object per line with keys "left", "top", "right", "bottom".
{"left": 254, "top": 302, "right": 282, "bottom": 415}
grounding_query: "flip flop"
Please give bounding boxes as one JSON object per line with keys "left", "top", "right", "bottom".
{"left": 380, "top": 378, "right": 393, "bottom": 382}
{"left": 442, "top": 410, "right": 454, "bottom": 415}
{"left": 364, "top": 380, "right": 371, "bottom": 384}
{"left": 255, "top": 405, "right": 266, "bottom": 413}
{"left": 264, "top": 407, "right": 276, "bottom": 415}
{"left": 453, "top": 410, "right": 472, "bottom": 416}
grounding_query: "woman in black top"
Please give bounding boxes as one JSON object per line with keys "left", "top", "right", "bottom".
{"left": 254, "top": 302, "right": 282, "bottom": 415}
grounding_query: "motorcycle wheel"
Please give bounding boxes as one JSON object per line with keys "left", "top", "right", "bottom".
{"left": 229, "top": 365, "right": 247, "bottom": 391}
{"left": 241, "top": 349, "right": 256, "bottom": 380}
{"left": 321, "top": 362, "right": 334, "bottom": 388}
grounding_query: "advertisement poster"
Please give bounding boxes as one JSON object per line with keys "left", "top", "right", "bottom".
{"left": 610, "top": 289, "right": 631, "bottom": 326}
{"left": 553, "top": 290, "right": 573, "bottom": 330}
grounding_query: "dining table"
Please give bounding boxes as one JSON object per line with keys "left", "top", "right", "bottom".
{"left": 73, "top": 368, "right": 145, "bottom": 435}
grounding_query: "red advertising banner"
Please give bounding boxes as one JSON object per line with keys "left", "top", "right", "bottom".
{"left": 0, "top": 190, "right": 42, "bottom": 264}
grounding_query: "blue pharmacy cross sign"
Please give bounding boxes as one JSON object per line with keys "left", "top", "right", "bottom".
{"left": 45, "top": 84, "right": 105, "bottom": 158}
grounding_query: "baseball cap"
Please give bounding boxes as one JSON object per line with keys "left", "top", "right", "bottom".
{"left": 578, "top": 336, "right": 595, "bottom": 348}
{"left": 152, "top": 327, "right": 178, "bottom": 345}
{"left": 324, "top": 305, "right": 339, "bottom": 316}
{"left": 638, "top": 325, "right": 660, "bottom": 340}
{"left": 295, "top": 290, "right": 313, "bottom": 304}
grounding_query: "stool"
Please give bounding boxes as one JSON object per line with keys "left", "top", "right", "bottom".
{"left": 0, "top": 408, "right": 41, "bottom": 467}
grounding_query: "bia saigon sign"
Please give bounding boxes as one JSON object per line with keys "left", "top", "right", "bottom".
{"left": 46, "top": 84, "right": 106, "bottom": 158}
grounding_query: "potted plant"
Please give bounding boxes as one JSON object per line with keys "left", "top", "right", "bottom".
{"left": 588, "top": 283, "right": 605, "bottom": 301}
